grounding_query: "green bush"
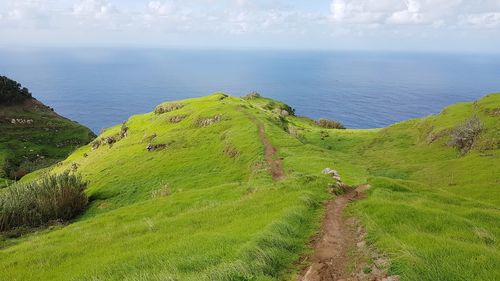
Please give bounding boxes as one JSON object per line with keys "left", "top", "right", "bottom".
{"left": 316, "top": 118, "right": 346, "bottom": 129}
{"left": 0, "top": 172, "right": 88, "bottom": 232}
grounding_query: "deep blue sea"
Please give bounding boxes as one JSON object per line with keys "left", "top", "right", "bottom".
{"left": 1, "top": 48, "right": 499, "bottom": 133}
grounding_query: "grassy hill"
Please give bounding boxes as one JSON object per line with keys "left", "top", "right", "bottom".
{"left": 0, "top": 92, "right": 498, "bottom": 280}
{"left": 0, "top": 76, "right": 95, "bottom": 184}
{"left": 289, "top": 93, "right": 500, "bottom": 280}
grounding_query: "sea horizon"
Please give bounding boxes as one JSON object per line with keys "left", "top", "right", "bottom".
{"left": 2, "top": 48, "right": 500, "bottom": 133}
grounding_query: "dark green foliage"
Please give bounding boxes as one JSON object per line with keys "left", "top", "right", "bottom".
{"left": 448, "top": 116, "right": 483, "bottom": 154}
{"left": 0, "top": 172, "right": 88, "bottom": 232}
{"left": 316, "top": 118, "right": 346, "bottom": 129}
{"left": 0, "top": 76, "right": 32, "bottom": 105}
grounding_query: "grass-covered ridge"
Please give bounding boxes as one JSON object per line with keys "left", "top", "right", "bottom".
{"left": 0, "top": 92, "right": 499, "bottom": 280}
{"left": 0, "top": 76, "right": 95, "bottom": 181}
{"left": 0, "top": 93, "right": 332, "bottom": 280}
{"left": 287, "top": 93, "right": 500, "bottom": 280}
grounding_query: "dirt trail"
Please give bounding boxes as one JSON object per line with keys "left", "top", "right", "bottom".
{"left": 299, "top": 184, "right": 385, "bottom": 281}
{"left": 255, "top": 121, "right": 285, "bottom": 180}
{"left": 241, "top": 109, "right": 285, "bottom": 180}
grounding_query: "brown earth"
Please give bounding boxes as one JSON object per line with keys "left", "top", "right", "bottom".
{"left": 255, "top": 121, "right": 285, "bottom": 180}
{"left": 240, "top": 108, "right": 285, "bottom": 180}
{"left": 298, "top": 185, "right": 398, "bottom": 281}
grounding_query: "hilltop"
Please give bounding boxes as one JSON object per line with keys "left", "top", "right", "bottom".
{"left": 0, "top": 92, "right": 499, "bottom": 281}
{"left": 0, "top": 76, "right": 95, "bottom": 185}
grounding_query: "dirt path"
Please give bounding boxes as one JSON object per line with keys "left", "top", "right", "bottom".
{"left": 299, "top": 184, "right": 378, "bottom": 281}
{"left": 240, "top": 109, "right": 285, "bottom": 180}
{"left": 255, "top": 121, "right": 285, "bottom": 180}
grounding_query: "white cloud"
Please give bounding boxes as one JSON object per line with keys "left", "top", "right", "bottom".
{"left": 330, "top": 0, "right": 386, "bottom": 24}
{"left": 464, "top": 12, "right": 500, "bottom": 28}
{"left": 387, "top": 0, "right": 422, "bottom": 24}
{"left": 148, "top": 1, "right": 175, "bottom": 16}
{"left": 328, "top": 0, "right": 500, "bottom": 27}
{"left": 0, "top": 0, "right": 499, "bottom": 51}
{"left": 73, "top": 0, "right": 117, "bottom": 20}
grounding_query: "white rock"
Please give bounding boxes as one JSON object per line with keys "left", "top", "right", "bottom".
{"left": 322, "top": 168, "right": 333, "bottom": 174}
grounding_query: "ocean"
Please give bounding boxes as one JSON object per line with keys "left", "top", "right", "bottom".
{"left": 1, "top": 48, "right": 499, "bottom": 133}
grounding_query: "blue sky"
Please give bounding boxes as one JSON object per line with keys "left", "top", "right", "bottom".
{"left": 1, "top": 0, "right": 499, "bottom": 53}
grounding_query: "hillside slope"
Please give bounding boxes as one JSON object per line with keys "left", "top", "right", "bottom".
{"left": 1, "top": 93, "right": 333, "bottom": 281}
{"left": 0, "top": 93, "right": 499, "bottom": 281}
{"left": 288, "top": 93, "right": 500, "bottom": 280}
{"left": 0, "top": 76, "right": 95, "bottom": 184}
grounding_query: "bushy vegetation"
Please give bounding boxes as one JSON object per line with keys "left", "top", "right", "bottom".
{"left": 154, "top": 103, "right": 184, "bottom": 114}
{"left": 448, "top": 115, "right": 483, "bottom": 154}
{"left": 316, "top": 118, "right": 346, "bottom": 129}
{"left": 243, "top": 92, "right": 261, "bottom": 100}
{"left": 0, "top": 76, "right": 32, "bottom": 105}
{"left": 0, "top": 172, "right": 88, "bottom": 232}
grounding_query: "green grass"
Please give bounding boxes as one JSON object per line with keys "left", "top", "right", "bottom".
{"left": 354, "top": 177, "right": 499, "bottom": 281}
{"left": 0, "top": 92, "right": 499, "bottom": 280}
{"left": 0, "top": 93, "right": 331, "bottom": 280}
{"left": 289, "top": 93, "right": 500, "bottom": 281}
{"left": 0, "top": 99, "right": 94, "bottom": 180}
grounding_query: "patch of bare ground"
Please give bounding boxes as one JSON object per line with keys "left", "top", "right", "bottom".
{"left": 298, "top": 185, "right": 399, "bottom": 281}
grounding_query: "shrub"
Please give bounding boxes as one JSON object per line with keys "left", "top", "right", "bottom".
{"left": 316, "top": 118, "right": 346, "bottom": 129}
{"left": 196, "top": 114, "right": 222, "bottom": 127}
{"left": 0, "top": 172, "right": 88, "bottom": 232}
{"left": 0, "top": 76, "right": 32, "bottom": 105}
{"left": 154, "top": 103, "right": 184, "bottom": 115}
{"left": 151, "top": 184, "right": 172, "bottom": 198}
{"left": 120, "top": 122, "right": 129, "bottom": 138}
{"left": 448, "top": 116, "right": 483, "bottom": 154}
{"left": 168, "top": 115, "right": 186, "bottom": 123}
{"left": 243, "top": 92, "right": 261, "bottom": 100}
{"left": 223, "top": 144, "right": 240, "bottom": 158}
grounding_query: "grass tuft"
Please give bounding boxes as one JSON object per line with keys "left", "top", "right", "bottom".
{"left": 0, "top": 172, "right": 88, "bottom": 232}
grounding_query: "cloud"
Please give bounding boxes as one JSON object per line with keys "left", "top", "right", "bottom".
{"left": 330, "top": 0, "right": 386, "bottom": 24}
{"left": 0, "top": 0, "right": 498, "bottom": 51}
{"left": 328, "top": 0, "right": 500, "bottom": 28}
{"left": 463, "top": 12, "right": 500, "bottom": 28}
{"left": 72, "top": 0, "right": 117, "bottom": 20}
{"left": 148, "top": 1, "right": 176, "bottom": 16}
{"left": 387, "top": 0, "right": 422, "bottom": 24}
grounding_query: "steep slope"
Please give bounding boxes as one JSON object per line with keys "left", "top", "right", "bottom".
{"left": 0, "top": 92, "right": 498, "bottom": 281}
{"left": 0, "top": 76, "right": 95, "bottom": 183}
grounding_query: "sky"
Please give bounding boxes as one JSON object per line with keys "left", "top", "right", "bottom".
{"left": 0, "top": 0, "right": 500, "bottom": 53}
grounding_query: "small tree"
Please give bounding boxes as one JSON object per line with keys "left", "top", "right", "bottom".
{"left": 448, "top": 116, "right": 483, "bottom": 155}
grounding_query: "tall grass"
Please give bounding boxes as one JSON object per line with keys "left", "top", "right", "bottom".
{"left": 0, "top": 172, "right": 88, "bottom": 231}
